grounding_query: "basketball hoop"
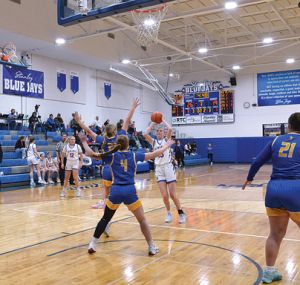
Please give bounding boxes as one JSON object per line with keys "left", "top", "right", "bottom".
{"left": 131, "top": 4, "right": 168, "bottom": 47}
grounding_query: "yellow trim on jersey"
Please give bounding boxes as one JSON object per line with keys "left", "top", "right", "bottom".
{"left": 106, "top": 199, "right": 120, "bottom": 210}
{"left": 271, "top": 136, "right": 279, "bottom": 147}
{"left": 290, "top": 212, "right": 300, "bottom": 223}
{"left": 103, "top": 179, "right": 112, "bottom": 187}
{"left": 110, "top": 154, "right": 115, "bottom": 184}
{"left": 266, "top": 207, "right": 289, "bottom": 217}
{"left": 126, "top": 199, "right": 142, "bottom": 212}
{"left": 134, "top": 153, "right": 137, "bottom": 180}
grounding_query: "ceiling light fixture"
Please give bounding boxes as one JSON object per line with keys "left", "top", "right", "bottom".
{"left": 198, "top": 47, "right": 208, "bottom": 54}
{"left": 286, "top": 58, "right": 295, "bottom": 64}
{"left": 55, "top": 38, "right": 66, "bottom": 45}
{"left": 225, "top": 1, "right": 238, "bottom": 10}
{"left": 262, "top": 37, "right": 273, "bottom": 44}
{"left": 121, "top": 59, "right": 131, "bottom": 64}
{"left": 232, "top": 65, "right": 240, "bottom": 70}
{"left": 169, "top": 73, "right": 174, "bottom": 77}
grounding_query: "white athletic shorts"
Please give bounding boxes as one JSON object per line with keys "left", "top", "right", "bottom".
{"left": 155, "top": 163, "right": 176, "bottom": 183}
{"left": 27, "top": 156, "right": 39, "bottom": 165}
{"left": 65, "top": 160, "right": 79, "bottom": 171}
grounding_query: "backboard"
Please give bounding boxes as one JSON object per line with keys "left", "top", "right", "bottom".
{"left": 57, "top": 0, "right": 172, "bottom": 26}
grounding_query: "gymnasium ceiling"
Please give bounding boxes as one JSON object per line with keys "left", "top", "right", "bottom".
{"left": 0, "top": 0, "right": 300, "bottom": 81}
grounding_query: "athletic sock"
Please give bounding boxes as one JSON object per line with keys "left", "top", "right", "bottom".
{"left": 91, "top": 237, "right": 98, "bottom": 244}
{"left": 178, "top": 209, "right": 184, "bottom": 215}
{"left": 266, "top": 266, "right": 276, "bottom": 272}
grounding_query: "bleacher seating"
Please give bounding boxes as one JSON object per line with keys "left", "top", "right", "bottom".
{"left": 0, "top": 130, "right": 56, "bottom": 189}
{"left": 184, "top": 154, "right": 209, "bottom": 166}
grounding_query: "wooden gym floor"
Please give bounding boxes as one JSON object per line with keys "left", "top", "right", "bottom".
{"left": 0, "top": 164, "right": 299, "bottom": 285}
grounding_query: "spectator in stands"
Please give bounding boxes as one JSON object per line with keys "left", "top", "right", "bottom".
{"left": 8, "top": 108, "right": 18, "bottom": 130}
{"left": 91, "top": 116, "right": 101, "bottom": 133}
{"left": 70, "top": 113, "right": 81, "bottom": 136}
{"left": 191, "top": 141, "right": 197, "bottom": 155}
{"left": 46, "top": 114, "right": 56, "bottom": 132}
{"left": 0, "top": 142, "right": 2, "bottom": 164}
{"left": 15, "top": 136, "right": 27, "bottom": 159}
{"left": 207, "top": 143, "right": 213, "bottom": 166}
{"left": 137, "top": 131, "right": 151, "bottom": 149}
{"left": 54, "top": 113, "right": 66, "bottom": 133}
{"left": 175, "top": 140, "right": 185, "bottom": 167}
{"left": 46, "top": 152, "right": 58, "bottom": 184}
{"left": 101, "top": 119, "right": 110, "bottom": 133}
{"left": 128, "top": 121, "right": 136, "bottom": 136}
{"left": 39, "top": 153, "right": 48, "bottom": 184}
{"left": 184, "top": 143, "right": 192, "bottom": 155}
{"left": 29, "top": 112, "right": 40, "bottom": 134}
{"left": 81, "top": 154, "right": 94, "bottom": 180}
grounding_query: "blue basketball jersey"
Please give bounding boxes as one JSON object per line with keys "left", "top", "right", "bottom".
{"left": 95, "top": 129, "right": 127, "bottom": 164}
{"left": 111, "top": 151, "right": 145, "bottom": 185}
{"left": 247, "top": 133, "right": 300, "bottom": 180}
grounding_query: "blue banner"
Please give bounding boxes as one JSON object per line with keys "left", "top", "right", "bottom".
{"left": 3, "top": 64, "right": 44, "bottom": 99}
{"left": 70, "top": 72, "right": 79, "bottom": 94}
{"left": 57, "top": 70, "right": 66, "bottom": 92}
{"left": 257, "top": 70, "right": 300, "bottom": 106}
{"left": 104, "top": 82, "right": 111, "bottom": 100}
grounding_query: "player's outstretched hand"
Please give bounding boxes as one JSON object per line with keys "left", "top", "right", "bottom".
{"left": 74, "top": 112, "right": 81, "bottom": 123}
{"left": 242, "top": 180, "right": 252, "bottom": 190}
{"left": 166, "top": 139, "right": 175, "bottom": 147}
{"left": 132, "top": 98, "right": 141, "bottom": 109}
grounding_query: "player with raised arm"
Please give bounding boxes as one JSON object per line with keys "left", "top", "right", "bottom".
{"left": 75, "top": 98, "right": 140, "bottom": 208}
{"left": 81, "top": 134, "right": 174, "bottom": 255}
{"left": 144, "top": 117, "right": 186, "bottom": 224}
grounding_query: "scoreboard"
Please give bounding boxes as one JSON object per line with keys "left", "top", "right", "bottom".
{"left": 171, "top": 81, "right": 234, "bottom": 125}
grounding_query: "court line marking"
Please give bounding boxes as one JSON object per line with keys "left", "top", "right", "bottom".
{"left": 47, "top": 238, "right": 263, "bottom": 285}
{"left": 10, "top": 203, "right": 299, "bottom": 243}
{"left": 119, "top": 221, "right": 300, "bottom": 243}
{"left": 0, "top": 206, "right": 165, "bottom": 256}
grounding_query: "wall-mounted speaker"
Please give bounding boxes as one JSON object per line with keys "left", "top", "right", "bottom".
{"left": 230, "top": 77, "right": 237, "bottom": 86}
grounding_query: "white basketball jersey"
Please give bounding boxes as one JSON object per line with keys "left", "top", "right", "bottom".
{"left": 46, "top": 157, "right": 54, "bottom": 167}
{"left": 63, "top": 144, "right": 82, "bottom": 161}
{"left": 40, "top": 158, "right": 46, "bottom": 168}
{"left": 27, "top": 143, "right": 37, "bottom": 158}
{"left": 153, "top": 138, "right": 171, "bottom": 165}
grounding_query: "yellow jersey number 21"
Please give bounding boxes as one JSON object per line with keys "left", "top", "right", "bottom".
{"left": 279, "top": 142, "right": 296, "bottom": 158}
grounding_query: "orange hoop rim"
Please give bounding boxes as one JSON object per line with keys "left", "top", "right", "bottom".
{"left": 132, "top": 4, "right": 167, "bottom": 13}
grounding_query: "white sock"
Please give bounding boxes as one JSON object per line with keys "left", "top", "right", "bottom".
{"left": 91, "top": 237, "right": 98, "bottom": 244}
{"left": 266, "top": 266, "right": 276, "bottom": 272}
{"left": 77, "top": 187, "right": 80, "bottom": 191}
{"left": 31, "top": 178, "right": 34, "bottom": 182}
{"left": 63, "top": 187, "right": 67, "bottom": 191}
{"left": 148, "top": 240, "right": 154, "bottom": 247}
{"left": 38, "top": 176, "right": 42, "bottom": 180}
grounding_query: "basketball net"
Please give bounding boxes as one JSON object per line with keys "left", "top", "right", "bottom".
{"left": 131, "top": 4, "right": 168, "bottom": 47}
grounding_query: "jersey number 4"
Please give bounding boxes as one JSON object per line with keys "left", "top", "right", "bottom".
{"left": 120, "top": 159, "right": 128, "bottom": 172}
{"left": 279, "top": 142, "right": 296, "bottom": 158}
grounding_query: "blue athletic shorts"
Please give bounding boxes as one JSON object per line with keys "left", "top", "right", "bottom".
{"left": 102, "top": 165, "right": 112, "bottom": 187}
{"left": 106, "top": 184, "right": 141, "bottom": 211}
{"left": 265, "top": 179, "right": 300, "bottom": 222}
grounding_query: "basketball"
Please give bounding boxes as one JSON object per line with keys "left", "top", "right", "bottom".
{"left": 1, "top": 54, "right": 9, "bottom": 62}
{"left": 151, "top": 111, "right": 163, "bottom": 124}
